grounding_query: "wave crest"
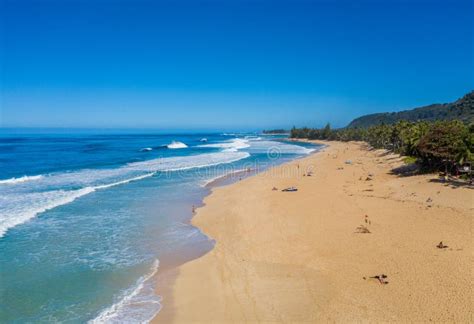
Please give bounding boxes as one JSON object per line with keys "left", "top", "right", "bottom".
{"left": 198, "top": 138, "right": 250, "bottom": 152}
{"left": 89, "top": 259, "right": 161, "bottom": 324}
{"left": 0, "top": 173, "right": 155, "bottom": 238}
{"left": 166, "top": 141, "right": 188, "bottom": 149}
{"left": 0, "top": 175, "right": 44, "bottom": 185}
{"left": 0, "top": 152, "right": 250, "bottom": 238}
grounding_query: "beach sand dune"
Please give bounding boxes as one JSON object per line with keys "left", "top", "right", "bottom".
{"left": 154, "top": 141, "right": 473, "bottom": 323}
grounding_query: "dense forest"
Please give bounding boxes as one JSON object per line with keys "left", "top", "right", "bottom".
{"left": 290, "top": 91, "right": 474, "bottom": 172}
{"left": 348, "top": 91, "right": 473, "bottom": 128}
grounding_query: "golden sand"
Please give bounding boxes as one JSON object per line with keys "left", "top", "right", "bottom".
{"left": 154, "top": 141, "right": 473, "bottom": 323}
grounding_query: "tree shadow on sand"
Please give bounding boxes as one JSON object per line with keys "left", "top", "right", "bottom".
{"left": 390, "top": 164, "right": 472, "bottom": 188}
{"left": 390, "top": 163, "right": 421, "bottom": 177}
{"left": 428, "top": 178, "right": 473, "bottom": 189}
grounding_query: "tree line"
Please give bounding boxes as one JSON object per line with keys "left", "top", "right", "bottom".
{"left": 290, "top": 120, "right": 473, "bottom": 171}
{"left": 262, "top": 129, "right": 288, "bottom": 134}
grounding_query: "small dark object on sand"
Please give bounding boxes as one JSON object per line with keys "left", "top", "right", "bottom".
{"left": 355, "top": 225, "right": 371, "bottom": 233}
{"left": 364, "top": 274, "right": 389, "bottom": 284}
{"left": 282, "top": 187, "right": 298, "bottom": 192}
{"left": 436, "top": 241, "right": 448, "bottom": 249}
{"left": 272, "top": 187, "right": 278, "bottom": 191}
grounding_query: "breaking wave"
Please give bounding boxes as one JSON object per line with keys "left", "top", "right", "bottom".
{"left": 0, "top": 175, "right": 44, "bottom": 185}
{"left": 166, "top": 141, "right": 187, "bottom": 149}
{"left": 0, "top": 151, "right": 250, "bottom": 238}
{"left": 89, "top": 259, "right": 161, "bottom": 324}
{"left": 197, "top": 138, "right": 250, "bottom": 152}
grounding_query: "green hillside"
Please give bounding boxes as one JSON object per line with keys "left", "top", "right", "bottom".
{"left": 347, "top": 91, "right": 474, "bottom": 128}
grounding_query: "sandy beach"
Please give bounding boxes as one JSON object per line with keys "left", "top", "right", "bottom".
{"left": 153, "top": 141, "right": 473, "bottom": 323}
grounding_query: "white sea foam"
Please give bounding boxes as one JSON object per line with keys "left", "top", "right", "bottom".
{"left": 89, "top": 259, "right": 161, "bottom": 324}
{"left": 197, "top": 138, "right": 250, "bottom": 152}
{"left": 0, "top": 152, "right": 250, "bottom": 238}
{"left": 0, "top": 187, "right": 94, "bottom": 238}
{"left": 0, "top": 173, "right": 155, "bottom": 238}
{"left": 201, "top": 137, "right": 314, "bottom": 155}
{"left": 94, "top": 173, "right": 155, "bottom": 190}
{"left": 140, "top": 147, "right": 153, "bottom": 152}
{"left": 200, "top": 168, "right": 249, "bottom": 187}
{"left": 246, "top": 140, "right": 315, "bottom": 155}
{"left": 244, "top": 135, "right": 262, "bottom": 140}
{"left": 166, "top": 141, "right": 188, "bottom": 149}
{"left": 128, "top": 151, "right": 250, "bottom": 172}
{"left": 0, "top": 175, "right": 44, "bottom": 185}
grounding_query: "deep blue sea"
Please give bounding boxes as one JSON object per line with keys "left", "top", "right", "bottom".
{"left": 0, "top": 131, "right": 319, "bottom": 323}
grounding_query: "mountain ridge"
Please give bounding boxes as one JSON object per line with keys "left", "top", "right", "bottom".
{"left": 347, "top": 91, "right": 474, "bottom": 128}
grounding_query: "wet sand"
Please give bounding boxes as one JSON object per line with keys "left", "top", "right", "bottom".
{"left": 153, "top": 141, "right": 473, "bottom": 323}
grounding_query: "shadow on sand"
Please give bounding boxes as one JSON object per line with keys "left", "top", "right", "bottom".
{"left": 390, "top": 164, "right": 472, "bottom": 189}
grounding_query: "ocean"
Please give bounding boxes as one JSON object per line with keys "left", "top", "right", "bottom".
{"left": 0, "top": 132, "right": 320, "bottom": 322}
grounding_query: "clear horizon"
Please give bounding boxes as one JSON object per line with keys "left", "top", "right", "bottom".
{"left": 1, "top": 0, "right": 473, "bottom": 129}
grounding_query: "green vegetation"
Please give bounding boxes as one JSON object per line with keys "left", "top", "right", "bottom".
{"left": 290, "top": 91, "right": 474, "bottom": 173}
{"left": 262, "top": 129, "right": 289, "bottom": 134}
{"left": 347, "top": 91, "right": 473, "bottom": 128}
{"left": 402, "top": 156, "right": 418, "bottom": 165}
{"left": 290, "top": 120, "right": 473, "bottom": 171}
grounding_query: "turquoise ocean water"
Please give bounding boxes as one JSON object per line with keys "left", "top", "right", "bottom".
{"left": 0, "top": 132, "right": 319, "bottom": 322}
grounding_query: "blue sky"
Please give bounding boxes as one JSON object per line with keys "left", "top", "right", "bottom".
{"left": 1, "top": 0, "right": 473, "bottom": 130}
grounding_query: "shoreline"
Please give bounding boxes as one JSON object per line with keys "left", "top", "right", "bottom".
{"left": 151, "top": 143, "right": 323, "bottom": 321}
{"left": 152, "top": 144, "right": 325, "bottom": 323}
{"left": 153, "top": 141, "right": 472, "bottom": 323}
{"left": 202, "top": 167, "right": 257, "bottom": 188}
